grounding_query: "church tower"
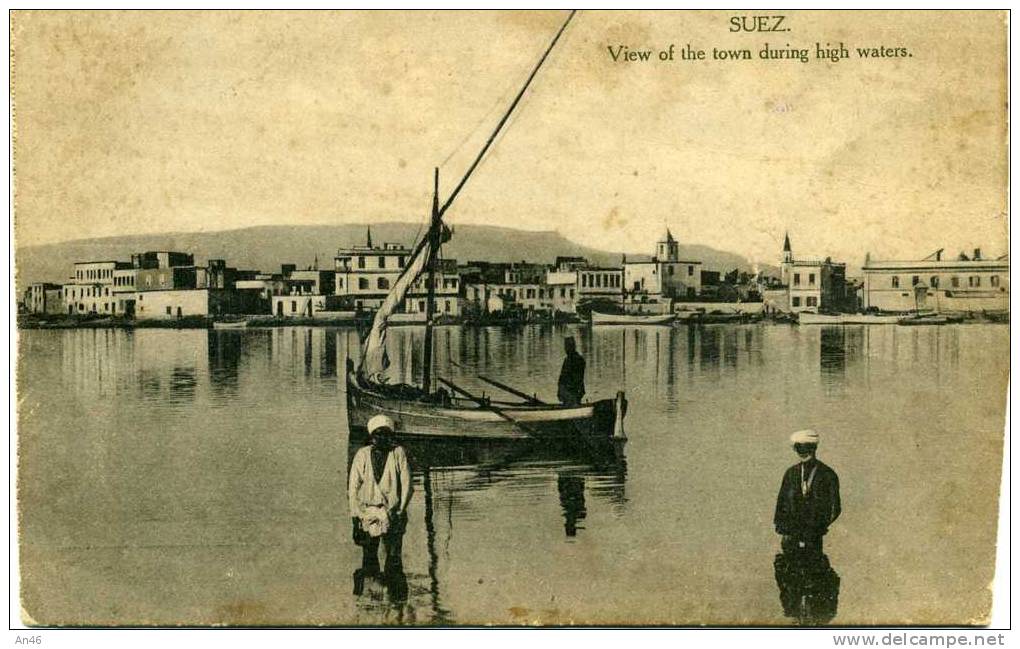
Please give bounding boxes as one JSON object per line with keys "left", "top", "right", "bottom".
{"left": 657, "top": 229, "right": 679, "bottom": 262}
{"left": 780, "top": 232, "right": 794, "bottom": 285}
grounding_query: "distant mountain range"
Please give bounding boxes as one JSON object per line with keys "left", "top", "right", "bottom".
{"left": 15, "top": 223, "right": 772, "bottom": 292}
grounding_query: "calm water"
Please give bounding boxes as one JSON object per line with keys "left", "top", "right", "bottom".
{"left": 18, "top": 323, "right": 1008, "bottom": 626}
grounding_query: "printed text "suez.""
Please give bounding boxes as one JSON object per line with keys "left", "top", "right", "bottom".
{"left": 729, "top": 15, "right": 790, "bottom": 33}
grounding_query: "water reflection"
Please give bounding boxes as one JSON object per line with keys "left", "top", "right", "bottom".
{"left": 774, "top": 550, "right": 841, "bottom": 625}
{"left": 345, "top": 435, "right": 628, "bottom": 623}
{"left": 22, "top": 323, "right": 1006, "bottom": 625}
{"left": 557, "top": 475, "right": 587, "bottom": 537}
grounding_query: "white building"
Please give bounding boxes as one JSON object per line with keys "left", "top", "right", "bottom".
{"left": 63, "top": 260, "right": 132, "bottom": 315}
{"left": 776, "top": 234, "right": 849, "bottom": 313}
{"left": 334, "top": 230, "right": 459, "bottom": 315}
{"left": 862, "top": 249, "right": 1008, "bottom": 313}
{"left": 623, "top": 230, "right": 701, "bottom": 300}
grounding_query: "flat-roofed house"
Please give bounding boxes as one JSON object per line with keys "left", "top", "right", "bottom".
{"left": 862, "top": 248, "right": 1008, "bottom": 314}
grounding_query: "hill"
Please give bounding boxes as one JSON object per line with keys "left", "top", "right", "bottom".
{"left": 15, "top": 223, "right": 768, "bottom": 291}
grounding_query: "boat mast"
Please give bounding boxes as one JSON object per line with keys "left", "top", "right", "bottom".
{"left": 422, "top": 168, "right": 441, "bottom": 393}
{"left": 420, "top": 10, "right": 575, "bottom": 393}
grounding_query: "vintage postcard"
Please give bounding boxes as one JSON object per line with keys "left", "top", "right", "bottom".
{"left": 12, "top": 10, "right": 1009, "bottom": 627}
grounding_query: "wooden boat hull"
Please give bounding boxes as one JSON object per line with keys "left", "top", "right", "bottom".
{"left": 898, "top": 315, "right": 951, "bottom": 326}
{"left": 591, "top": 311, "right": 676, "bottom": 326}
{"left": 212, "top": 320, "right": 248, "bottom": 329}
{"left": 797, "top": 313, "right": 901, "bottom": 325}
{"left": 346, "top": 371, "right": 623, "bottom": 441}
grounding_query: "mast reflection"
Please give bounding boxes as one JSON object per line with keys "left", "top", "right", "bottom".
{"left": 344, "top": 434, "right": 627, "bottom": 622}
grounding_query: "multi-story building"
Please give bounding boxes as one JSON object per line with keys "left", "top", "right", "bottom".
{"left": 545, "top": 269, "right": 578, "bottom": 314}
{"left": 862, "top": 248, "right": 1008, "bottom": 313}
{"left": 63, "top": 260, "right": 133, "bottom": 315}
{"left": 334, "top": 232, "right": 459, "bottom": 315}
{"left": 577, "top": 267, "right": 624, "bottom": 305}
{"left": 25, "top": 283, "right": 64, "bottom": 315}
{"left": 623, "top": 230, "right": 702, "bottom": 300}
{"left": 776, "top": 234, "right": 849, "bottom": 313}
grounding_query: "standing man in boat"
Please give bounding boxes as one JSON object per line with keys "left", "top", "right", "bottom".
{"left": 557, "top": 336, "right": 586, "bottom": 406}
{"left": 349, "top": 415, "right": 412, "bottom": 589}
{"left": 773, "top": 429, "right": 841, "bottom": 556}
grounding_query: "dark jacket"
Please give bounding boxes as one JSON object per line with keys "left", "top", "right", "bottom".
{"left": 774, "top": 459, "right": 841, "bottom": 539}
{"left": 557, "top": 352, "right": 586, "bottom": 404}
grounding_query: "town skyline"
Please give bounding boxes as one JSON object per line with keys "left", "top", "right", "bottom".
{"left": 12, "top": 11, "right": 1007, "bottom": 266}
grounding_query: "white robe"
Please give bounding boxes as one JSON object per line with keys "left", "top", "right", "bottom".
{"left": 348, "top": 445, "right": 412, "bottom": 527}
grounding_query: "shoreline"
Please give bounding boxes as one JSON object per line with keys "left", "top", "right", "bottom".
{"left": 16, "top": 313, "right": 1007, "bottom": 330}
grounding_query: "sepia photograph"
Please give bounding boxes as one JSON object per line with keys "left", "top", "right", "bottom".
{"left": 10, "top": 8, "right": 1010, "bottom": 629}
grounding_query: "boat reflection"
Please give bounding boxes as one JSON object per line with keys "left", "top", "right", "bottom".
{"left": 345, "top": 434, "right": 627, "bottom": 623}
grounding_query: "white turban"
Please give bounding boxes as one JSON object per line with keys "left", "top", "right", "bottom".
{"left": 367, "top": 414, "right": 396, "bottom": 435}
{"left": 790, "top": 429, "right": 820, "bottom": 445}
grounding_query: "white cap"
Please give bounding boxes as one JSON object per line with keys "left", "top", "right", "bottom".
{"left": 790, "top": 429, "right": 820, "bottom": 445}
{"left": 367, "top": 414, "right": 396, "bottom": 435}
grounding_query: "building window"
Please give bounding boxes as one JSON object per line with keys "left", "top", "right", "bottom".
{"left": 378, "top": 277, "right": 390, "bottom": 290}
{"left": 358, "top": 278, "right": 369, "bottom": 290}
{"left": 950, "top": 276, "right": 959, "bottom": 288}
{"left": 581, "top": 275, "right": 588, "bottom": 288}
{"left": 337, "top": 278, "right": 344, "bottom": 288}
{"left": 891, "top": 276, "right": 900, "bottom": 288}
{"left": 911, "top": 275, "right": 919, "bottom": 286}
{"left": 357, "top": 256, "right": 365, "bottom": 269}
{"left": 991, "top": 276, "right": 1000, "bottom": 287}
{"left": 444, "top": 300, "right": 450, "bottom": 313}
{"left": 398, "top": 256, "right": 405, "bottom": 268}
{"left": 809, "top": 273, "right": 816, "bottom": 286}
{"left": 794, "top": 273, "right": 801, "bottom": 286}
{"left": 418, "top": 300, "right": 425, "bottom": 311}
{"left": 166, "top": 306, "right": 172, "bottom": 315}
{"left": 806, "top": 296, "right": 817, "bottom": 307}
{"left": 378, "top": 256, "right": 386, "bottom": 269}
{"left": 931, "top": 276, "right": 939, "bottom": 288}
{"left": 792, "top": 297, "right": 801, "bottom": 307}
{"left": 291, "top": 301, "right": 297, "bottom": 313}
{"left": 968, "top": 276, "right": 981, "bottom": 288}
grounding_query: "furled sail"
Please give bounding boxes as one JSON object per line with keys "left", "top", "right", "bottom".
{"left": 359, "top": 223, "right": 450, "bottom": 380}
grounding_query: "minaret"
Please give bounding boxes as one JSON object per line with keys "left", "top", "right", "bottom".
{"left": 366, "top": 226, "right": 373, "bottom": 248}
{"left": 781, "top": 232, "right": 793, "bottom": 286}
{"left": 657, "top": 229, "right": 679, "bottom": 262}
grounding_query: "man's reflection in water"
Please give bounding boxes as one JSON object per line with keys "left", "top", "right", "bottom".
{"left": 557, "top": 475, "right": 587, "bottom": 537}
{"left": 773, "top": 548, "right": 840, "bottom": 625}
{"left": 773, "top": 429, "right": 842, "bottom": 624}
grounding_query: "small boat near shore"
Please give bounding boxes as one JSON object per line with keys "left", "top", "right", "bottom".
{"left": 797, "top": 312, "right": 902, "bottom": 325}
{"left": 212, "top": 317, "right": 249, "bottom": 329}
{"left": 897, "top": 313, "right": 964, "bottom": 326}
{"left": 591, "top": 311, "right": 676, "bottom": 326}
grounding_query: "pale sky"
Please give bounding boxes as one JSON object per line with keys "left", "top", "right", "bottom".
{"left": 12, "top": 10, "right": 1008, "bottom": 266}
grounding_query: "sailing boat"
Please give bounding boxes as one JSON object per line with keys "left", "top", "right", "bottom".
{"left": 345, "top": 11, "right": 627, "bottom": 442}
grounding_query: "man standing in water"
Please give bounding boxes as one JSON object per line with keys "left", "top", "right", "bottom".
{"left": 774, "top": 429, "right": 841, "bottom": 555}
{"left": 557, "top": 336, "right": 586, "bottom": 406}
{"left": 349, "top": 415, "right": 412, "bottom": 589}
{"left": 773, "top": 429, "right": 842, "bottom": 623}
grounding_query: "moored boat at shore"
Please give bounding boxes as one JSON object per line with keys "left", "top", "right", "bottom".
{"left": 591, "top": 311, "right": 676, "bottom": 326}
{"left": 797, "top": 312, "right": 902, "bottom": 325}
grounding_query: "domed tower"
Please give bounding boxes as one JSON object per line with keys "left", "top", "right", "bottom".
{"left": 657, "top": 229, "right": 679, "bottom": 262}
